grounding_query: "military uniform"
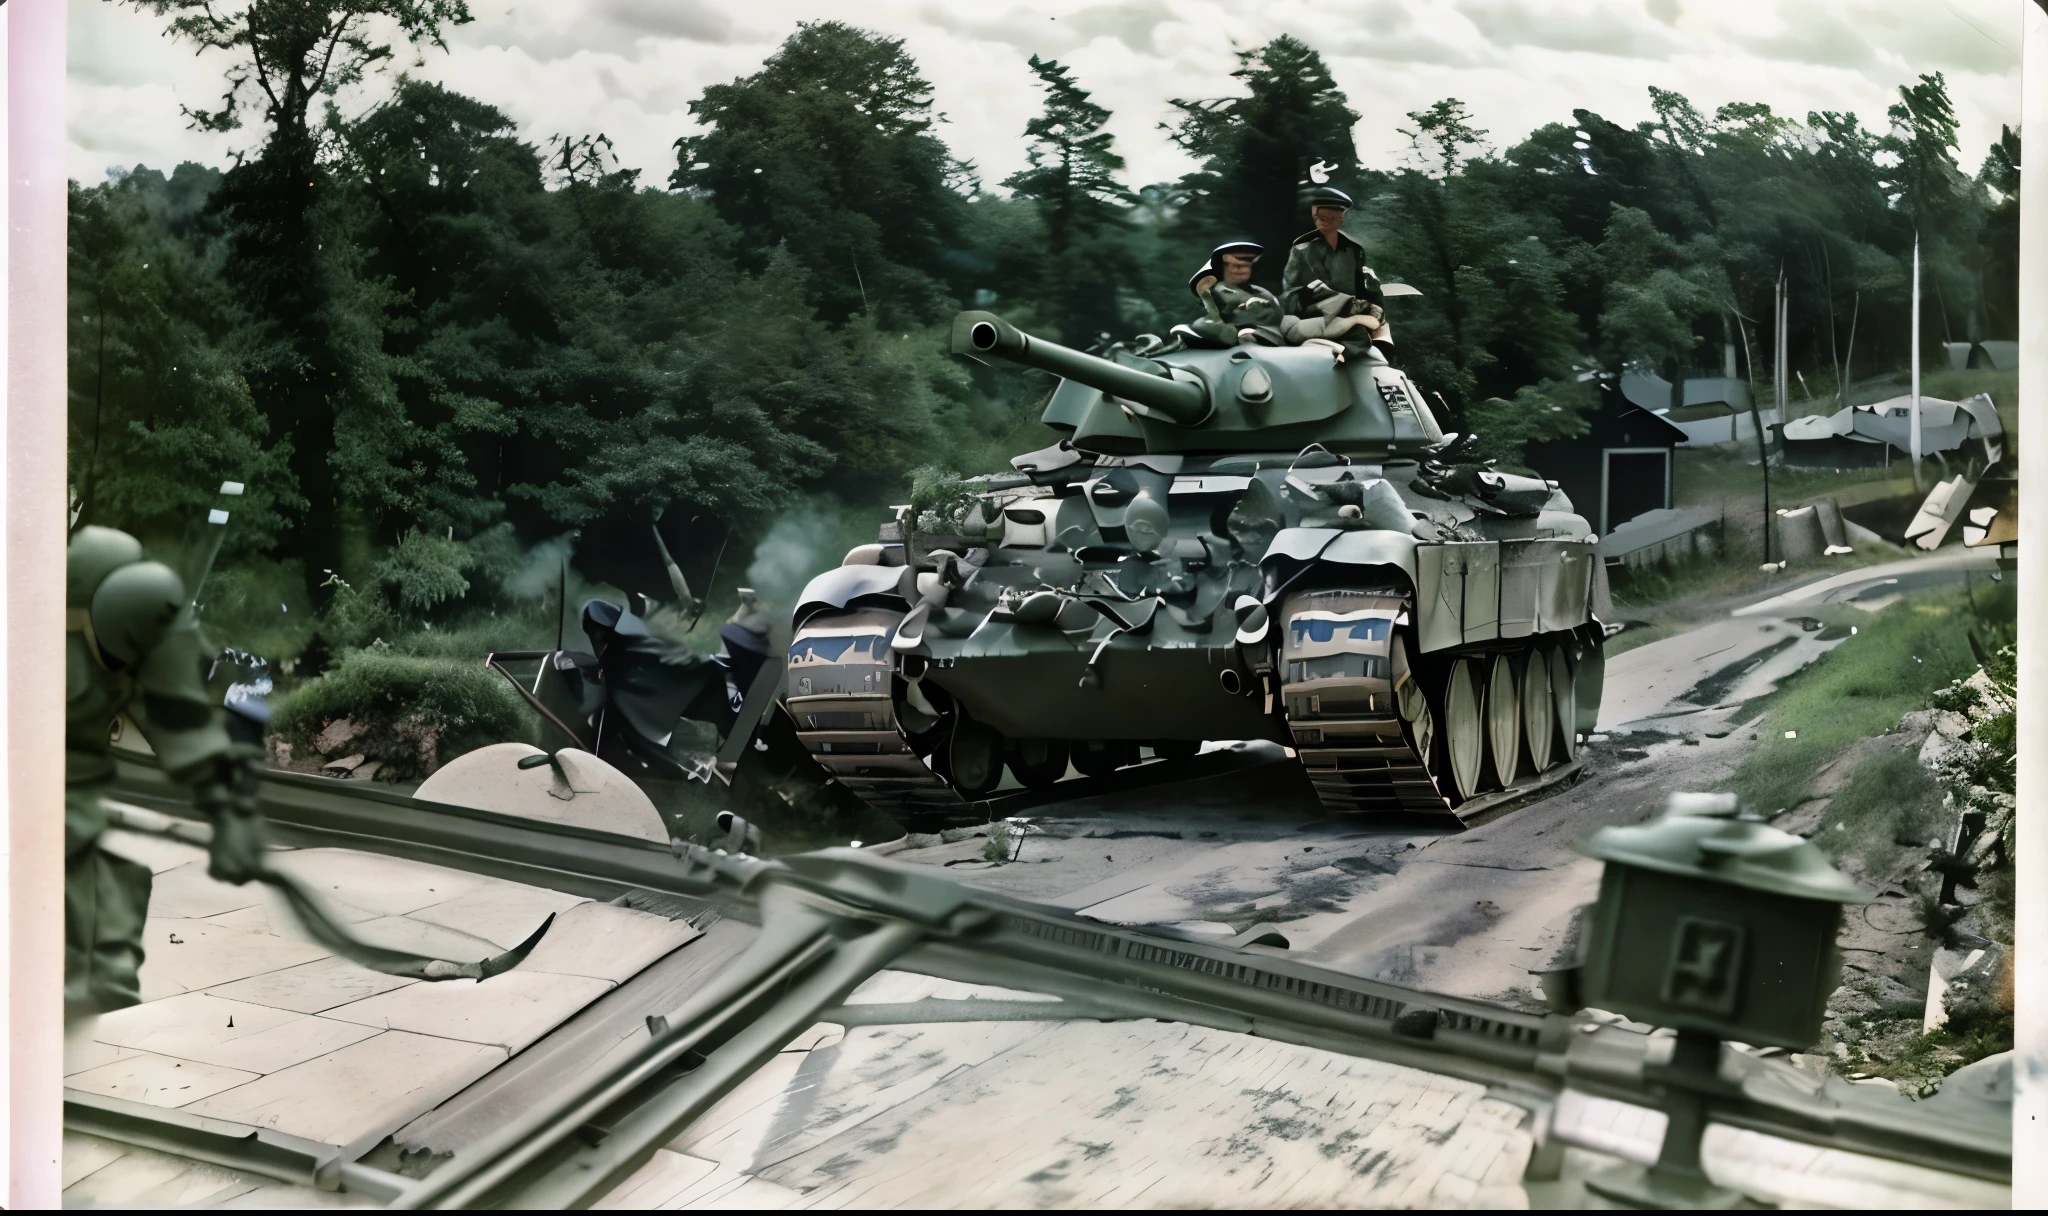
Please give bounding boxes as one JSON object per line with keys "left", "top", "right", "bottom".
{"left": 66, "top": 526, "right": 259, "bottom": 1014}
{"left": 1184, "top": 241, "right": 1287, "bottom": 347}
{"left": 1281, "top": 228, "right": 1384, "bottom": 317}
{"left": 1194, "top": 281, "right": 1287, "bottom": 346}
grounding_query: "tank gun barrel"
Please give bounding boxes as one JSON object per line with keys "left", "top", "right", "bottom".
{"left": 951, "top": 311, "right": 1210, "bottom": 426}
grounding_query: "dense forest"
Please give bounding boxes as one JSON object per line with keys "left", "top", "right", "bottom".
{"left": 70, "top": 4, "right": 2021, "bottom": 671}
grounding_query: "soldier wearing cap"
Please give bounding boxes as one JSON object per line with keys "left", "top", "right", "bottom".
{"left": 66, "top": 525, "right": 267, "bottom": 1015}
{"left": 1184, "top": 240, "right": 1286, "bottom": 347}
{"left": 1281, "top": 187, "right": 1393, "bottom": 350}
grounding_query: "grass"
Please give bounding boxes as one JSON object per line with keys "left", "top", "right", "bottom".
{"left": 1672, "top": 448, "right": 1903, "bottom": 511}
{"left": 1727, "top": 585, "right": 2012, "bottom": 818}
{"left": 1809, "top": 748, "right": 1946, "bottom": 873}
{"left": 1607, "top": 553, "right": 1779, "bottom": 615}
{"left": 982, "top": 822, "right": 1020, "bottom": 864}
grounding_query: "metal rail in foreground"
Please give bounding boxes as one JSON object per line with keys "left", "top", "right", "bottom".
{"left": 384, "top": 847, "right": 2007, "bottom": 1208}
{"left": 65, "top": 1091, "right": 410, "bottom": 1201}
{"left": 99, "top": 759, "right": 2011, "bottom": 1207}
{"left": 108, "top": 756, "right": 729, "bottom": 910}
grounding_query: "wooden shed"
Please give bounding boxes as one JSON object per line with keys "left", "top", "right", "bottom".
{"left": 1524, "top": 381, "right": 1691, "bottom": 535}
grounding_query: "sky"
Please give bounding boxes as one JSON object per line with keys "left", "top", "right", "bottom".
{"left": 68, "top": 0, "right": 2027, "bottom": 191}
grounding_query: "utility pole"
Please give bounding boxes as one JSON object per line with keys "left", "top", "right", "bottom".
{"left": 1910, "top": 233, "right": 1924, "bottom": 491}
{"left": 1753, "top": 271, "right": 1782, "bottom": 565}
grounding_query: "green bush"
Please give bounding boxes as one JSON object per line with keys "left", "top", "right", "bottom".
{"left": 378, "top": 529, "right": 472, "bottom": 614}
{"left": 271, "top": 650, "right": 536, "bottom": 779}
{"left": 908, "top": 465, "right": 980, "bottom": 533}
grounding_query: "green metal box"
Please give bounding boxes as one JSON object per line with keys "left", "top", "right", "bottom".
{"left": 1577, "top": 807, "right": 1870, "bottom": 1049}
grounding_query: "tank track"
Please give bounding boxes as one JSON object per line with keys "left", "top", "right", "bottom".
{"left": 784, "top": 608, "right": 966, "bottom": 816}
{"left": 1276, "top": 589, "right": 1451, "bottom": 816}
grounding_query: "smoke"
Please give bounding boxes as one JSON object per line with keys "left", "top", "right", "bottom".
{"left": 744, "top": 507, "right": 843, "bottom": 610}
{"left": 506, "top": 534, "right": 578, "bottom": 601}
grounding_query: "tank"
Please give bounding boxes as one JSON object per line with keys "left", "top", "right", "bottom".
{"left": 779, "top": 311, "right": 1611, "bottom": 821}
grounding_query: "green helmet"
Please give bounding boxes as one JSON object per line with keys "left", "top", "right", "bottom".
{"left": 67, "top": 526, "right": 145, "bottom": 609}
{"left": 68, "top": 525, "right": 188, "bottom": 669}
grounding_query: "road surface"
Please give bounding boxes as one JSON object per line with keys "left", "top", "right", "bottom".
{"left": 895, "top": 551, "right": 1990, "bottom": 1003}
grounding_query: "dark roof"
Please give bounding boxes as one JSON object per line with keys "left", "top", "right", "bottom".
{"left": 1613, "top": 404, "right": 1691, "bottom": 446}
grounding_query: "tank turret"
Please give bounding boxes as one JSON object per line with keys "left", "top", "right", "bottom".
{"left": 781, "top": 309, "right": 1611, "bottom": 825}
{"left": 952, "top": 311, "right": 1445, "bottom": 458}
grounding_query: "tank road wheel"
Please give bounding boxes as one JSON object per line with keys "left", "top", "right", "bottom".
{"left": 1548, "top": 645, "right": 1578, "bottom": 762}
{"left": 1442, "top": 659, "right": 1487, "bottom": 803}
{"left": 1073, "top": 739, "right": 1136, "bottom": 777}
{"left": 1390, "top": 633, "right": 1437, "bottom": 783}
{"left": 1007, "top": 739, "right": 1069, "bottom": 790}
{"left": 1482, "top": 653, "right": 1521, "bottom": 790}
{"left": 1521, "top": 647, "right": 1555, "bottom": 774}
{"left": 947, "top": 713, "right": 1005, "bottom": 798}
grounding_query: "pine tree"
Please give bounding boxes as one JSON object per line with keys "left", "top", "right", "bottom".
{"left": 1165, "top": 37, "right": 1360, "bottom": 291}
{"left": 1002, "top": 56, "right": 1133, "bottom": 342}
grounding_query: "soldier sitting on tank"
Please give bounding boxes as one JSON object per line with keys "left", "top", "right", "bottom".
{"left": 1280, "top": 187, "right": 1395, "bottom": 357}
{"left": 1179, "top": 241, "right": 1287, "bottom": 348}
{"left": 67, "top": 526, "right": 267, "bottom": 1016}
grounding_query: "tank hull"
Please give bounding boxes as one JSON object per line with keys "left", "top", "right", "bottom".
{"left": 782, "top": 314, "right": 1609, "bottom": 822}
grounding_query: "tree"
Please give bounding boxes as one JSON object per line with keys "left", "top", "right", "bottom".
{"left": 1978, "top": 126, "right": 2021, "bottom": 339}
{"left": 671, "top": 21, "right": 968, "bottom": 327}
{"left": 1882, "top": 73, "right": 1983, "bottom": 344}
{"left": 128, "top": 0, "right": 476, "bottom": 606}
{"left": 1165, "top": 37, "right": 1359, "bottom": 291}
{"left": 336, "top": 80, "right": 961, "bottom": 543}
{"left": 1002, "top": 56, "right": 1133, "bottom": 342}
{"left": 1005, "top": 56, "right": 1131, "bottom": 256}
{"left": 1593, "top": 206, "right": 1729, "bottom": 376}
{"left": 67, "top": 170, "right": 297, "bottom": 553}
{"left": 1370, "top": 100, "right": 1585, "bottom": 438}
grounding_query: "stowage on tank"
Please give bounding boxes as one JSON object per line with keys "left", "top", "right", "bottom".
{"left": 780, "top": 311, "right": 1610, "bottom": 820}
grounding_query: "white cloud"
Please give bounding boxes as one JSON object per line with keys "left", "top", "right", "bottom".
{"left": 68, "top": 0, "right": 2022, "bottom": 196}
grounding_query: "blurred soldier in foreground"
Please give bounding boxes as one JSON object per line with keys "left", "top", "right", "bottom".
{"left": 66, "top": 525, "right": 266, "bottom": 1015}
{"left": 1185, "top": 240, "right": 1287, "bottom": 346}
{"left": 1281, "top": 187, "right": 1394, "bottom": 354}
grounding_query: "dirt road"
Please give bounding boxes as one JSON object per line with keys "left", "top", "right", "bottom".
{"left": 894, "top": 552, "right": 1996, "bottom": 1004}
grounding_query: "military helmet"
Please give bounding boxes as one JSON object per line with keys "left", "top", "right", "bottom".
{"left": 1307, "top": 186, "right": 1354, "bottom": 212}
{"left": 68, "top": 525, "right": 146, "bottom": 609}
{"left": 1188, "top": 240, "right": 1264, "bottom": 296}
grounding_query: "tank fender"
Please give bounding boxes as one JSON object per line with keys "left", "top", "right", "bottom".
{"left": 793, "top": 564, "right": 905, "bottom": 628}
{"left": 1259, "top": 526, "right": 1418, "bottom": 574}
{"left": 1414, "top": 541, "right": 1500, "bottom": 651}
{"left": 1257, "top": 528, "right": 1420, "bottom": 606}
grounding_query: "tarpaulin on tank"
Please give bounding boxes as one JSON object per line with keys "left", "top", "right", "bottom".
{"left": 795, "top": 564, "right": 902, "bottom": 625}
{"left": 1260, "top": 527, "right": 1419, "bottom": 580}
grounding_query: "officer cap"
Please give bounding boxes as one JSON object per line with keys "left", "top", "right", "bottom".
{"left": 1307, "top": 186, "right": 1354, "bottom": 212}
